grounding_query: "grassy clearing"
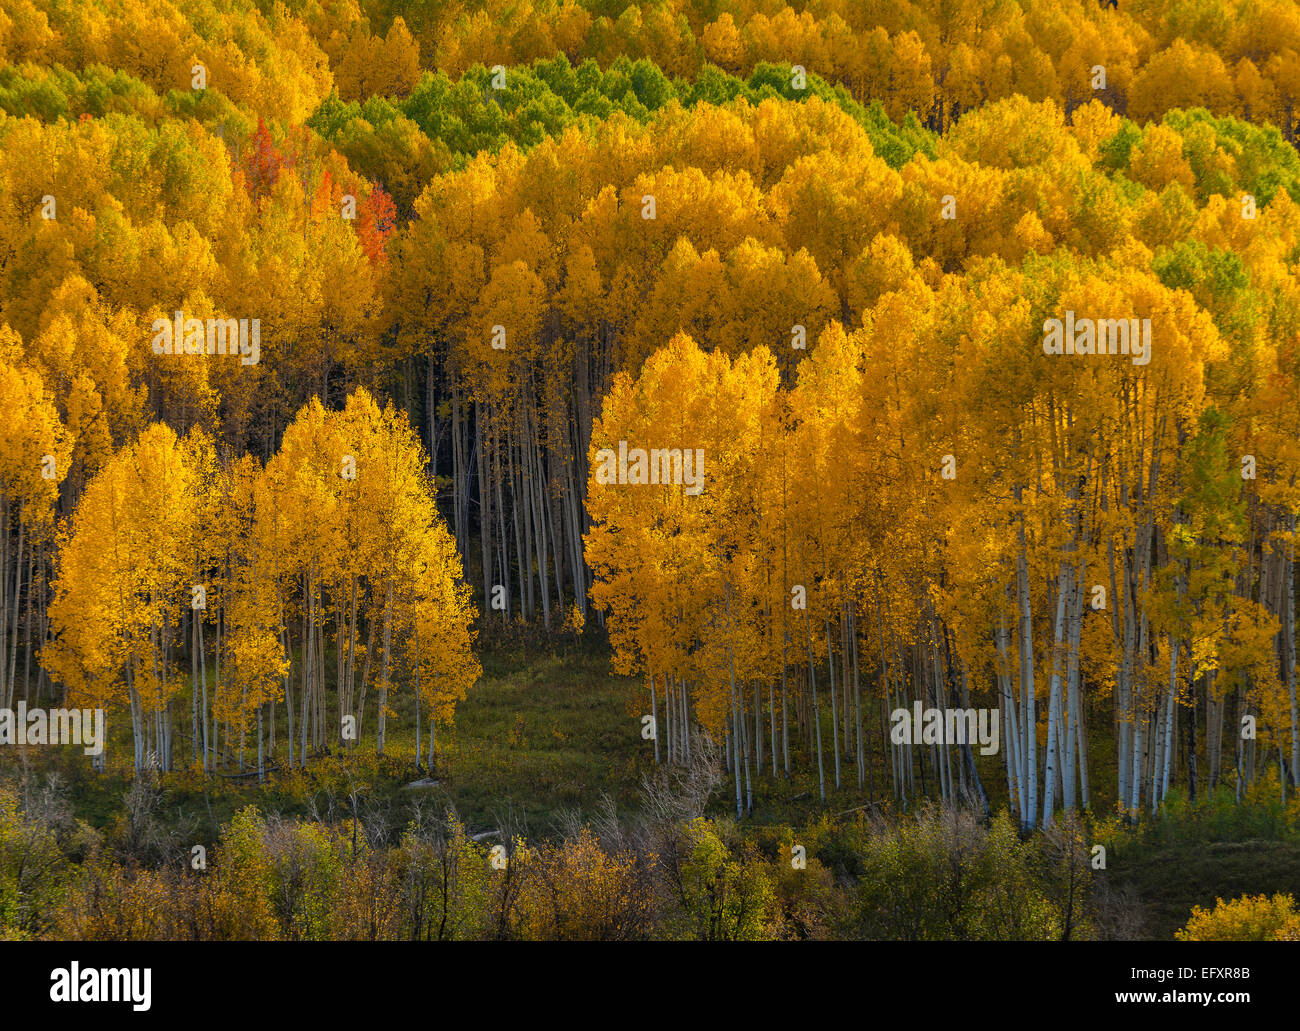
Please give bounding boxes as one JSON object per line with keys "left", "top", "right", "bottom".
{"left": 8, "top": 640, "right": 647, "bottom": 839}
{"left": 1105, "top": 839, "right": 1300, "bottom": 939}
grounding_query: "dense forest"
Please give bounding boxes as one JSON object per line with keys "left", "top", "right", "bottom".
{"left": 1, "top": 0, "right": 1299, "bottom": 942}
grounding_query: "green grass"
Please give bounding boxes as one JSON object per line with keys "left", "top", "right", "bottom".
{"left": 4, "top": 639, "right": 648, "bottom": 840}
{"left": 1105, "top": 839, "right": 1300, "bottom": 939}
{"left": 400, "top": 645, "right": 647, "bottom": 830}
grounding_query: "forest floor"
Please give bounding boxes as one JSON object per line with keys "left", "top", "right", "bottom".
{"left": 7, "top": 639, "right": 1299, "bottom": 940}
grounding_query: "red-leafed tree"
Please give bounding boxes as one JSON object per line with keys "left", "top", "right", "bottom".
{"left": 241, "top": 118, "right": 293, "bottom": 207}
{"left": 357, "top": 185, "right": 397, "bottom": 266}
